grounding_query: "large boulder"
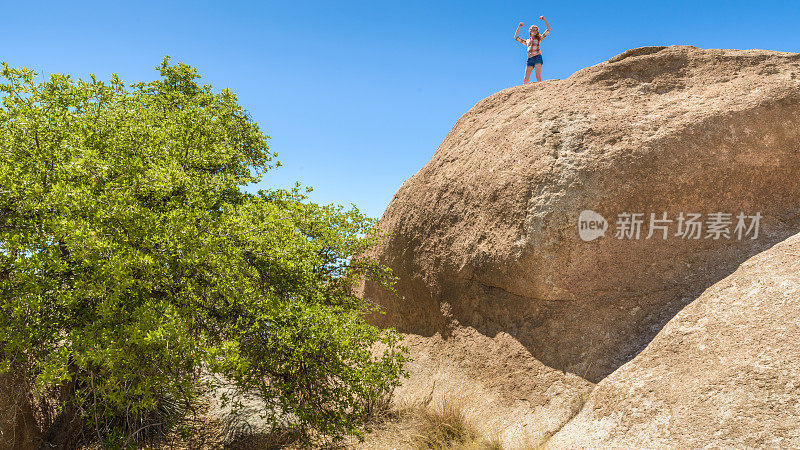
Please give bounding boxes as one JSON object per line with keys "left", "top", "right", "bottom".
{"left": 361, "top": 45, "right": 800, "bottom": 444}
{"left": 548, "top": 230, "right": 800, "bottom": 448}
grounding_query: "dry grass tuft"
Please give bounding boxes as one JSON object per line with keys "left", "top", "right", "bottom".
{"left": 407, "top": 395, "right": 501, "bottom": 450}
{"left": 412, "top": 395, "right": 476, "bottom": 449}
{"left": 349, "top": 384, "right": 557, "bottom": 450}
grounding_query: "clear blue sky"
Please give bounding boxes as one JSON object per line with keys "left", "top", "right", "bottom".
{"left": 3, "top": 0, "right": 799, "bottom": 218}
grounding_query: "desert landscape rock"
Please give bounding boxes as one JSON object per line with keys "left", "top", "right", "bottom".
{"left": 547, "top": 230, "right": 800, "bottom": 448}
{"left": 361, "top": 45, "right": 800, "bottom": 446}
{"left": 3, "top": 45, "right": 799, "bottom": 449}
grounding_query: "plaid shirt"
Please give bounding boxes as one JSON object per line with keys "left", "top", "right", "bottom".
{"left": 526, "top": 36, "right": 541, "bottom": 57}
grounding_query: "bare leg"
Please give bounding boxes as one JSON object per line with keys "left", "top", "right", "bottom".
{"left": 535, "top": 63, "right": 543, "bottom": 82}
{"left": 524, "top": 66, "right": 533, "bottom": 84}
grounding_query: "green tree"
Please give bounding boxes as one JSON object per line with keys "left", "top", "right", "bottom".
{"left": 0, "top": 58, "right": 406, "bottom": 448}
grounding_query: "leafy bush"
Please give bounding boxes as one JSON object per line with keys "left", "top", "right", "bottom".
{"left": 0, "top": 58, "right": 406, "bottom": 448}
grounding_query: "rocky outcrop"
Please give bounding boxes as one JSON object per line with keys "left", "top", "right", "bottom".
{"left": 361, "top": 45, "right": 800, "bottom": 444}
{"left": 548, "top": 230, "right": 800, "bottom": 448}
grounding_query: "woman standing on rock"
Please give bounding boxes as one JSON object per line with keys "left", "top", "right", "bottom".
{"left": 515, "top": 16, "right": 551, "bottom": 84}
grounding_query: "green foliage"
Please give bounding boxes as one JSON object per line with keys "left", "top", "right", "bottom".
{"left": 0, "top": 58, "right": 407, "bottom": 447}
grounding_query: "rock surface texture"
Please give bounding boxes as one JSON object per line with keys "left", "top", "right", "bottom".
{"left": 360, "top": 45, "right": 800, "bottom": 446}
{"left": 548, "top": 230, "right": 800, "bottom": 448}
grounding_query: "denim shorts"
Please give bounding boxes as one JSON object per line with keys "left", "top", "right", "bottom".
{"left": 527, "top": 54, "right": 544, "bottom": 67}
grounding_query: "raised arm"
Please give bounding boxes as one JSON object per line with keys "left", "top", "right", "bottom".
{"left": 514, "top": 22, "right": 526, "bottom": 44}
{"left": 540, "top": 16, "right": 551, "bottom": 38}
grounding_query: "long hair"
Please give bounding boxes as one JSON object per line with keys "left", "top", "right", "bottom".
{"left": 529, "top": 27, "right": 541, "bottom": 42}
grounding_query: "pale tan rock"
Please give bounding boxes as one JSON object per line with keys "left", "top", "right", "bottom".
{"left": 548, "top": 230, "right": 800, "bottom": 448}
{"left": 360, "top": 45, "right": 800, "bottom": 446}
{"left": 389, "top": 330, "right": 593, "bottom": 448}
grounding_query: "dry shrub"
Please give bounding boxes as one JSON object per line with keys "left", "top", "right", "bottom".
{"left": 409, "top": 394, "right": 501, "bottom": 450}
